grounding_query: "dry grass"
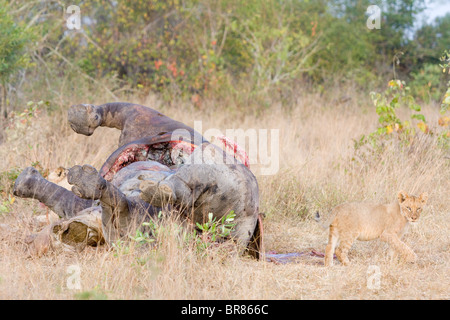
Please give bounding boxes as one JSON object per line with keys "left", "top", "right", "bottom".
{"left": 0, "top": 88, "right": 448, "bottom": 300}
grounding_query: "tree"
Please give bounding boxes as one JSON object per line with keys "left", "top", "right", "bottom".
{"left": 0, "top": 1, "right": 34, "bottom": 119}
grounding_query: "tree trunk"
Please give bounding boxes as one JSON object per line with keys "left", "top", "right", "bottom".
{"left": 0, "top": 83, "right": 5, "bottom": 119}
{"left": 0, "top": 83, "right": 7, "bottom": 119}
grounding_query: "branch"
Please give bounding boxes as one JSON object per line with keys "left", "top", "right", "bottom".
{"left": 45, "top": 46, "right": 118, "bottom": 100}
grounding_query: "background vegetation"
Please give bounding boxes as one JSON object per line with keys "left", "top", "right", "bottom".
{"left": 0, "top": 0, "right": 449, "bottom": 300}
{"left": 0, "top": 0, "right": 449, "bottom": 112}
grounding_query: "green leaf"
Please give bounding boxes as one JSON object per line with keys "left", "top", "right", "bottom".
{"left": 0, "top": 204, "right": 9, "bottom": 213}
{"left": 411, "top": 114, "right": 426, "bottom": 122}
{"left": 196, "top": 222, "right": 204, "bottom": 230}
{"left": 444, "top": 96, "right": 450, "bottom": 104}
{"left": 390, "top": 96, "right": 398, "bottom": 107}
{"left": 410, "top": 104, "right": 421, "bottom": 112}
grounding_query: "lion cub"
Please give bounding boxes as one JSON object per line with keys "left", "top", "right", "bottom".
{"left": 315, "top": 191, "right": 428, "bottom": 266}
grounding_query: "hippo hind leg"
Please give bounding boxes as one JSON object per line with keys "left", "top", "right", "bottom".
{"left": 67, "top": 164, "right": 106, "bottom": 200}
{"left": 139, "top": 177, "right": 193, "bottom": 208}
{"left": 139, "top": 180, "right": 176, "bottom": 207}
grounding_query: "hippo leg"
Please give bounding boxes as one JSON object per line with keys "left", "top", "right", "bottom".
{"left": 13, "top": 167, "right": 94, "bottom": 219}
{"left": 139, "top": 177, "right": 193, "bottom": 209}
{"left": 67, "top": 165, "right": 154, "bottom": 243}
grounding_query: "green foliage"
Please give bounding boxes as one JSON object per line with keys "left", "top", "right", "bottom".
{"left": 353, "top": 79, "right": 430, "bottom": 161}
{"left": 1, "top": 0, "right": 448, "bottom": 109}
{"left": 230, "top": 1, "right": 319, "bottom": 90}
{"left": 369, "top": 79, "right": 427, "bottom": 138}
{"left": 74, "top": 288, "right": 108, "bottom": 300}
{"left": 410, "top": 64, "right": 444, "bottom": 102}
{"left": 0, "top": 1, "right": 35, "bottom": 117}
{"left": 127, "top": 211, "right": 164, "bottom": 248}
{"left": 129, "top": 223, "right": 155, "bottom": 246}
{"left": 355, "top": 57, "right": 450, "bottom": 163}
{"left": 112, "top": 210, "right": 237, "bottom": 259}
{"left": 439, "top": 51, "right": 450, "bottom": 114}
{"left": 0, "top": 167, "right": 21, "bottom": 199}
{"left": 193, "top": 211, "right": 237, "bottom": 254}
{"left": 55, "top": 0, "right": 322, "bottom": 102}
{"left": 315, "top": 1, "right": 377, "bottom": 81}
{"left": 413, "top": 13, "right": 450, "bottom": 68}
{"left": 437, "top": 51, "right": 450, "bottom": 148}
{"left": 313, "top": 0, "right": 426, "bottom": 84}
{"left": 111, "top": 239, "right": 130, "bottom": 257}
{"left": 195, "top": 211, "right": 236, "bottom": 242}
{"left": 0, "top": 195, "right": 15, "bottom": 214}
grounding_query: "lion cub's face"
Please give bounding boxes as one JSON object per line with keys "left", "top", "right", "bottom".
{"left": 398, "top": 191, "right": 428, "bottom": 223}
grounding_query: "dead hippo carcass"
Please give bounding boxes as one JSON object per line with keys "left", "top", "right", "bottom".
{"left": 13, "top": 103, "right": 262, "bottom": 257}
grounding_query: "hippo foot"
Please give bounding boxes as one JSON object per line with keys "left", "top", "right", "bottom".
{"left": 139, "top": 180, "right": 176, "bottom": 207}
{"left": 67, "top": 165, "right": 105, "bottom": 200}
{"left": 13, "top": 167, "right": 44, "bottom": 198}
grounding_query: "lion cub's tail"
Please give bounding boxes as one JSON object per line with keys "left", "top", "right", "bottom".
{"left": 314, "top": 211, "right": 331, "bottom": 230}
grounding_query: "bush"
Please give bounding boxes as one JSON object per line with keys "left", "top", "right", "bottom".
{"left": 410, "top": 64, "right": 446, "bottom": 103}
{"left": 0, "top": 1, "right": 34, "bottom": 118}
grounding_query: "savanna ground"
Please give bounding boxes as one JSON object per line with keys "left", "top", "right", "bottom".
{"left": 0, "top": 84, "right": 448, "bottom": 300}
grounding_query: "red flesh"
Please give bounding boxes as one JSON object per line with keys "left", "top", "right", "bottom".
{"left": 102, "top": 138, "right": 250, "bottom": 181}
{"left": 102, "top": 141, "right": 196, "bottom": 181}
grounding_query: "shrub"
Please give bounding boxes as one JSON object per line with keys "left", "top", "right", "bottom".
{"left": 0, "top": 1, "right": 35, "bottom": 118}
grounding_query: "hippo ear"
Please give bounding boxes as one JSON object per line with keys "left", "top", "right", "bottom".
{"left": 397, "top": 191, "right": 408, "bottom": 203}
{"left": 419, "top": 192, "right": 428, "bottom": 204}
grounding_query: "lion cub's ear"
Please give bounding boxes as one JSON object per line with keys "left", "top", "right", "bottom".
{"left": 419, "top": 192, "right": 428, "bottom": 204}
{"left": 397, "top": 191, "right": 409, "bottom": 203}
